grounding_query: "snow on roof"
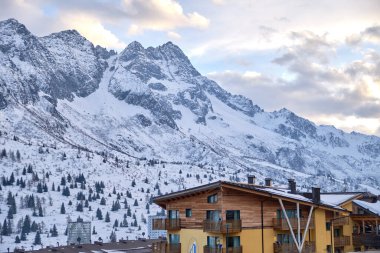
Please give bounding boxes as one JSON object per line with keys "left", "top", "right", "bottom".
{"left": 353, "top": 200, "right": 380, "bottom": 216}
{"left": 320, "top": 193, "right": 361, "bottom": 206}
{"left": 226, "top": 182, "right": 345, "bottom": 210}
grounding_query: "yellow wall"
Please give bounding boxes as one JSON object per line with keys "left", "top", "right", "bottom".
{"left": 237, "top": 228, "right": 274, "bottom": 253}
{"left": 314, "top": 208, "right": 329, "bottom": 253}
{"left": 176, "top": 228, "right": 274, "bottom": 253}
{"left": 342, "top": 202, "right": 354, "bottom": 252}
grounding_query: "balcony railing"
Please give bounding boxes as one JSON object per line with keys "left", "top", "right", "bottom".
{"left": 274, "top": 241, "right": 315, "bottom": 253}
{"left": 334, "top": 236, "right": 351, "bottom": 247}
{"left": 332, "top": 217, "right": 349, "bottom": 226}
{"left": 203, "top": 219, "right": 242, "bottom": 233}
{"left": 152, "top": 218, "right": 181, "bottom": 230}
{"left": 152, "top": 242, "right": 181, "bottom": 253}
{"left": 273, "top": 218, "right": 315, "bottom": 230}
{"left": 353, "top": 233, "right": 380, "bottom": 248}
{"left": 203, "top": 246, "right": 242, "bottom": 253}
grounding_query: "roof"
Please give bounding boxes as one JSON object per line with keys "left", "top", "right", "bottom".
{"left": 153, "top": 180, "right": 347, "bottom": 212}
{"left": 353, "top": 200, "right": 380, "bottom": 216}
{"left": 320, "top": 192, "right": 363, "bottom": 206}
{"left": 18, "top": 239, "right": 162, "bottom": 253}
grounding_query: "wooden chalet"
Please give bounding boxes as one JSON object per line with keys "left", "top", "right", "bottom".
{"left": 152, "top": 177, "right": 352, "bottom": 253}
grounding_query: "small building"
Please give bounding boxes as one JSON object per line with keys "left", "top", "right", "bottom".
{"left": 67, "top": 218, "right": 91, "bottom": 245}
{"left": 148, "top": 215, "right": 167, "bottom": 239}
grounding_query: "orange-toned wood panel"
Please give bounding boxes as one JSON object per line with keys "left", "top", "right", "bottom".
{"left": 166, "top": 189, "right": 221, "bottom": 229}
{"left": 221, "top": 187, "right": 312, "bottom": 228}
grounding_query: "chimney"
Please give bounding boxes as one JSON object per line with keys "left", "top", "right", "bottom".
{"left": 312, "top": 187, "right": 321, "bottom": 203}
{"left": 288, "top": 179, "right": 296, "bottom": 194}
{"left": 247, "top": 175, "right": 256, "bottom": 185}
{"left": 265, "top": 178, "right": 272, "bottom": 187}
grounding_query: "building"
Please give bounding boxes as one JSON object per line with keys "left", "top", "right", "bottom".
{"left": 149, "top": 215, "right": 167, "bottom": 239}
{"left": 320, "top": 192, "right": 380, "bottom": 252}
{"left": 152, "top": 177, "right": 357, "bottom": 253}
{"left": 67, "top": 219, "right": 91, "bottom": 245}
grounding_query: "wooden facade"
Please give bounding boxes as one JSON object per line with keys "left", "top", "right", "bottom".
{"left": 153, "top": 180, "right": 350, "bottom": 253}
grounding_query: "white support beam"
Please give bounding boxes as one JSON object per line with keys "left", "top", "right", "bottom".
{"left": 278, "top": 199, "right": 301, "bottom": 253}
{"left": 297, "top": 202, "right": 301, "bottom": 245}
{"left": 299, "top": 206, "right": 314, "bottom": 251}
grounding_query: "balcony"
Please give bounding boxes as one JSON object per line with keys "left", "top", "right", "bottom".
{"left": 332, "top": 217, "right": 349, "bottom": 226}
{"left": 204, "top": 246, "right": 220, "bottom": 253}
{"left": 224, "top": 246, "right": 242, "bottom": 253}
{"left": 334, "top": 236, "right": 350, "bottom": 247}
{"left": 353, "top": 233, "right": 380, "bottom": 248}
{"left": 273, "top": 218, "right": 314, "bottom": 230}
{"left": 152, "top": 242, "right": 181, "bottom": 253}
{"left": 152, "top": 218, "right": 181, "bottom": 230}
{"left": 274, "top": 241, "right": 315, "bottom": 253}
{"left": 203, "top": 219, "right": 242, "bottom": 233}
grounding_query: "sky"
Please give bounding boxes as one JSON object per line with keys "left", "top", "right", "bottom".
{"left": 1, "top": 0, "right": 380, "bottom": 135}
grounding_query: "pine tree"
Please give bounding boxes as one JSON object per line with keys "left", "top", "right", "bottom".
{"left": 23, "top": 215, "right": 31, "bottom": 234}
{"left": 38, "top": 206, "right": 43, "bottom": 217}
{"left": 96, "top": 208, "right": 103, "bottom": 220}
{"left": 113, "top": 219, "right": 119, "bottom": 228}
{"left": 92, "top": 226, "right": 97, "bottom": 235}
{"left": 20, "top": 227, "right": 27, "bottom": 241}
{"left": 51, "top": 224, "right": 58, "bottom": 237}
{"left": 133, "top": 199, "right": 138, "bottom": 206}
{"left": 31, "top": 221, "right": 38, "bottom": 232}
{"left": 34, "top": 231, "right": 41, "bottom": 245}
{"left": 105, "top": 212, "right": 110, "bottom": 222}
{"left": 100, "top": 197, "right": 106, "bottom": 205}
{"left": 15, "top": 235, "right": 20, "bottom": 243}
{"left": 76, "top": 202, "right": 83, "bottom": 212}
{"left": 1, "top": 219, "right": 8, "bottom": 236}
{"left": 110, "top": 230, "right": 117, "bottom": 242}
{"left": 60, "top": 203, "right": 66, "bottom": 214}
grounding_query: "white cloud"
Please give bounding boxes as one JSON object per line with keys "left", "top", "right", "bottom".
{"left": 62, "top": 14, "right": 126, "bottom": 49}
{"left": 122, "top": 0, "right": 209, "bottom": 32}
{"left": 167, "top": 31, "right": 181, "bottom": 40}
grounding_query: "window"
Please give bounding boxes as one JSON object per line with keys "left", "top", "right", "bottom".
{"left": 334, "top": 228, "right": 341, "bottom": 237}
{"left": 169, "top": 234, "right": 180, "bottom": 244}
{"left": 226, "top": 210, "right": 240, "bottom": 220}
{"left": 207, "top": 236, "right": 220, "bottom": 248}
{"left": 206, "top": 210, "right": 221, "bottom": 221}
{"left": 168, "top": 210, "right": 179, "bottom": 219}
{"left": 277, "top": 209, "right": 298, "bottom": 219}
{"left": 226, "top": 236, "right": 240, "bottom": 248}
{"left": 186, "top": 208, "right": 192, "bottom": 217}
{"left": 207, "top": 194, "right": 218, "bottom": 203}
{"left": 326, "top": 222, "right": 331, "bottom": 231}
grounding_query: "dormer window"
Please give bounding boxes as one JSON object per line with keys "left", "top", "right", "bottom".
{"left": 207, "top": 194, "right": 218, "bottom": 203}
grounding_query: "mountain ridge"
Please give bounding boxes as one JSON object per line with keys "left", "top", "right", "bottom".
{"left": 1, "top": 18, "right": 380, "bottom": 192}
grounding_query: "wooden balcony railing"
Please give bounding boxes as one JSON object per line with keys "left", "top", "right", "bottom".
{"left": 274, "top": 241, "right": 315, "bottom": 253}
{"left": 332, "top": 217, "right": 349, "bottom": 226}
{"left": 273, "top": 218, "right": 314, "bottom": 230}
{"left": 152, "top": 218, "right": 181, "bottom": 230}
{"left": 152, "top": 242, "right": 181, "bottom": 253}
{"left": 353, "top": 233, "right": 380, "bottom": 248}
{"left": 204, "top": 246, "right": 242, "bottom": 253}
{"left": 334, "top": 236, "right": 351, "bottom": 247}
{"left": 203, "top": 219, "right": 242, "bottom": 233}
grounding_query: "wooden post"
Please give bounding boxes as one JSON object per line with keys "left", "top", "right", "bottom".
{"left": 376, "top": 220, "right": 378, "bottom": 236}
{"left": 362, "top": 220, "right": 365, "bottom": 234}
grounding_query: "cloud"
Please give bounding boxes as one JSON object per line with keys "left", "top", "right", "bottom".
{"left": 62, "top": 14, "right": 126, "bottom": 49}
{"left": 347, "top": 25, "right": 380, "bottom": 44}
{"left": 122, "top": 0, "right": 209, "bottom": 32}
{"left": 167, "top": 31, "right": 181, "bottom": 40}
{"left": 207, "top": 29, "right": 380, "bottom": 135}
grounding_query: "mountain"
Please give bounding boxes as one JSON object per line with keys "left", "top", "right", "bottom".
{"left": 0, "top": 18, "right": 380, "bottom": 249}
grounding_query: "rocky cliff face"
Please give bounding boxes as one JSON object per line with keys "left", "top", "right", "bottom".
{"left": 1, "top": 18, "right": 380, "bottom": 191}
